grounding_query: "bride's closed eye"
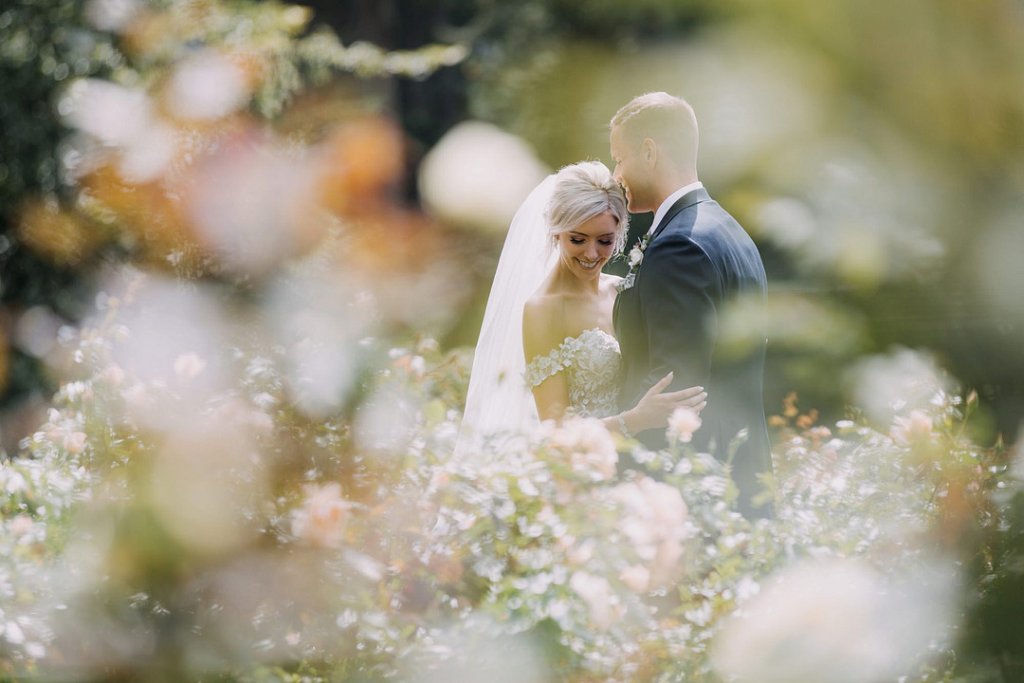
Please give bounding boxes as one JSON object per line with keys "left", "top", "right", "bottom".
{"left": 570, "top": 238, "right": 614, "bottom": 245}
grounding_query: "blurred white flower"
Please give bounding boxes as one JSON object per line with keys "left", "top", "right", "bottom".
{"left": 116, "top": 121, "right": 177, "bottom": 183}
{"left": 711, "top": 557, "right": 958, "bottom": 683}
{"left": 59, "top": 79, "right": 176, "bottom": 182}
{"left": 186, "top": 139, "right": 321, "bottom": 276}
{"left": 104, "top": 272, "right": 232, "bottom": 430}
{"left": 418, "top": 121, "right": 549, "bottom": 233}
{"left": 668, "top": 406, "right": 702, "bottom": 444}
{"left": 265, "top": 272, "right": 369, "bottom": 418}
{"left": 3, "top": 621, "right": 25, "bottom": 645}
{"left": 402, "top": 616, "right": 548, "bottom": 683}
{"left": 756, "top": 196, "right": 818, "bottom": 251}
{"left": 354, "top": 384, "right": 420, "bottom": 454}
{"left": 85, "top": 0, "right": 141, "bottom": 31}
{"left": 292, "top": 482, "right": 350, "bottom": 548}
{"left": 2, "top": 468, "right": 27, "bottom": 494}
{"left": 167, "top": 51, "right": 250, "bottom": 120}
{"left": 13, "top": 306, "right": 63, "bottom": 358}
{"left": 849, "top": 347, "right": 949, "bottom": 426}
{"left": 61, "top": 79, "right": 152, "bottom": 147}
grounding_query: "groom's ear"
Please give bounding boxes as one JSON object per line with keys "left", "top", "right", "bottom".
{"left": 642, "top": 137, "right": 657, "bottom": 166}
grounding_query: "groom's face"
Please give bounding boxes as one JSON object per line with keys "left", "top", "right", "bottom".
{"left": 610, "top": 125, "right": 653, "bottom": 214}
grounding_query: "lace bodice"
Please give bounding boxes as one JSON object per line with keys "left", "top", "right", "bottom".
{"left": 523, "top": 328, "right": 621, "bottom": 418}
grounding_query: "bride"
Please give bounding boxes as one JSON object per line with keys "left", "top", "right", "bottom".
{"left": 459, "top": 161, "right": 706, "bottom": 453}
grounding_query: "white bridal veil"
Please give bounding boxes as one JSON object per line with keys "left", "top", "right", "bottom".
{"left": 456, "top": 174, "right": 559, "bottom": 455}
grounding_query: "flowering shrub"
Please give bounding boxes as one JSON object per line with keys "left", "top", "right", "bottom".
{"left": 0, "top": 271, "right": 1005, "bottom": 682}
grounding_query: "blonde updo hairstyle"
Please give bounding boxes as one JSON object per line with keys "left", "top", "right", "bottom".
{"left": 545, "top": 161, "right": 628, "bottom": 254}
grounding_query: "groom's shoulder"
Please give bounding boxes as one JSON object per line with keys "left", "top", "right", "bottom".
{"left": 667, "top": 200, "right": 752, "bottom": 249}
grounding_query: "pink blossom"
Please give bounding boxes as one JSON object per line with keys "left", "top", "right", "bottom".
{"left": 210, "top": 398, "right": 274, "bottom": 436}
{"left": 121, "top": 382, "right": 151, "bottom": 406}
{"left": 620, "top": 564, "right": 651, "bottom": 593}
{"left": 292, "top": 482, "right": 350, "bottom": 548}
{"left": 100, "top": 364, "right": 126, "bottom": 386}
{"left": 9, "top": 515, "right": 34, "bottom": 536}
{"left": 668, "top": 406, "right": 702, "bottom": 444}
{"left": 542, "top": 417, "right": 618, "bottom": 481}
{"left": 610, "top": 477, "right": 690, "bottom": 586}
{"left": 891, "top": 410, "right": 933, "bottom": 446}
{"left": 63, "top": 431, "right": 88, "bottom": 455}
{"left": 174, "top": 352, "right": 207, "bottom": 381}
{"left": 569, "top": 570, "right": 622, "bottom": 630}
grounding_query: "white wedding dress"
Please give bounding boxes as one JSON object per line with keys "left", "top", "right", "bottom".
{"left": 523, "top": 327, "right": 621, "bottom": 419}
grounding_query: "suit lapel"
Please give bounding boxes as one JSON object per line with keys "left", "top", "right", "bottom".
{"left": 650, "top": 187, "right": 711, "bottom": 240}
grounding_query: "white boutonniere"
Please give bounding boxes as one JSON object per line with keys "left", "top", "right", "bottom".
{"left": 618, "top": 232, "right": 652, "bottom": 292}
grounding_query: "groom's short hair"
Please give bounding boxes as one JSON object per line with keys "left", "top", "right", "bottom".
{"left": 610, "top": 92, "right": 698, "bottom": 166}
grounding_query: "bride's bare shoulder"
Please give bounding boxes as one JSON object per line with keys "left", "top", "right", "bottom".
{"left": 523, "top": 294, "right": 565, "bottom": 359}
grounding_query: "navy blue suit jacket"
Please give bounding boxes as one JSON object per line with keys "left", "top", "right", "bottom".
{"left": 613, "top": 187, "right": 773, "bottom": 517}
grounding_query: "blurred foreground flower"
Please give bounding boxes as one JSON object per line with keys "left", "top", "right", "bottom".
{"left": 569, "top": 570, "right": 622, "bottom": 630}
{"left": 890, "top": 409, "right": 934, "bottom": 446}
{"left": 668, "top": 406, "right": 701, "bottom": 444}
{"left": 610, "top": 477, "right": 690, "bottom": 588}
{"left": 541, "top": 416, "right": 618, "bottom": 482}
{"left": 292, "top": 482, "right": 351, "bottom": 548}
{"left": 165, "top": 49, "right": 252, "bottom": 121}
{"left": 711, "top": 557, "right": 958, "bottom": 683}
{"left": 849, "top": 347, "right": 950, "bottom": 426}
{"left": 419, "top": 121, "right": 549, "bottom": 233}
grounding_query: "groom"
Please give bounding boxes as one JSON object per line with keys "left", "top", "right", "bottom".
{"left": 610, "top": 92, "right": 773, "bottom": 518}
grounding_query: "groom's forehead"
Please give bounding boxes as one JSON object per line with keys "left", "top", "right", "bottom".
{"left": 610, "top": 125, "right": 638, "bottom": 152}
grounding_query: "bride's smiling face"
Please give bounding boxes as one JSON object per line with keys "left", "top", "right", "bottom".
{"left": 556, "top": 211, "right": 619, "bottom": 280}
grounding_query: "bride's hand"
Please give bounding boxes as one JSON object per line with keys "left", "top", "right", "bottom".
{"left": 624, "top": 372, "right": 707, "bottom": 434}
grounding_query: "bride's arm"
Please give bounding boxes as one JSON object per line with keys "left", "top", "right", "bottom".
{"left": 523, "top": 300, "right": 572, "bottom": 421}
{"left": 530, "top": 374, "right": 571, "bottom": 422}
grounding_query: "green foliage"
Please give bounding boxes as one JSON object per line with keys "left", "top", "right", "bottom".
{"left": 0, "top": 0, "right": 123, "bottom": 411}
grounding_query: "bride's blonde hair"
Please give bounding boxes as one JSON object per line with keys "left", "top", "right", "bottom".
{"left": 545, "top": 161, "right": 628, "bottom": 254}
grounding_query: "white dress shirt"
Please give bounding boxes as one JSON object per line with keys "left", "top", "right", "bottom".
{"left": 647, "top": 181, "right": 704, "bottom": 235}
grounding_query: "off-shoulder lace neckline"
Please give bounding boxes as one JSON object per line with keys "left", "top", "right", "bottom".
{"left": 559, "top": 327, "right": 616, "bottom": 346}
